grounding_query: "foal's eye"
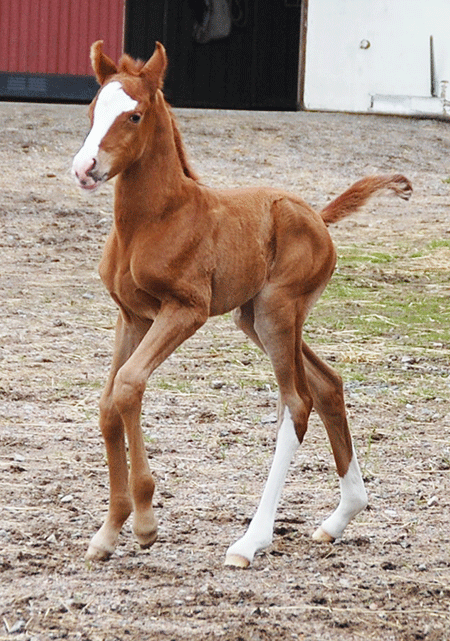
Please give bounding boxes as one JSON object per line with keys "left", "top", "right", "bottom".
{"left": 129, "top": 113, "right": 142, "bottom": 124}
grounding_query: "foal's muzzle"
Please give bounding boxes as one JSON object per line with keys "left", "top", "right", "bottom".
{"left": 72, "top": 155, "right": 108, "bottom": 191}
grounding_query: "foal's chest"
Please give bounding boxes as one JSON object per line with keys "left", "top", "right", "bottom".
{"left": 98, "top": 235, "right": 162, "bottom": 320}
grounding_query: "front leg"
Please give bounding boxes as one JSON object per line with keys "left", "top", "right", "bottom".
{"left": 112, "top": 301, "right": 208, "bottom": 549}
{"left": 87, "top": 315, "right": 148, "bottom": 560}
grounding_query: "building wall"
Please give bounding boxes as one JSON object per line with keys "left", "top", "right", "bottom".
{"left": 303, "top": 0, "right": 450, "bottom": 115}
{"left": 0, "top": 0, "right": 124, "bottom": 76}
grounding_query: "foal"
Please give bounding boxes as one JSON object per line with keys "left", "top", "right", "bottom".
{"left": 72, "top": 41, "right": 412, "bottom": 567}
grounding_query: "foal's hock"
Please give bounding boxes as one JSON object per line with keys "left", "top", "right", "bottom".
{"left": 72, "top": 41, "right": 412, "bottom": 567}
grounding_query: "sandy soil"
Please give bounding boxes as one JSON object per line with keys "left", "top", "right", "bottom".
{"left": 1, "top": 101, "right": 450, "bottom": 640}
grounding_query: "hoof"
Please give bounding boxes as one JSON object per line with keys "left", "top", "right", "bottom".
{"left": 85, "top": 543, "right": 113, "bottom": 561}
{"left": 312, "top": 526, "right": 335, "bottom": 543}
{"left": 133, "top": 511, "right": 158, "bottom": 549}
{"left": 224, "top": 554, "right": 251, "bottom": 569}
{"left": 135, "top": 528, "right": 158, "bottom": 550}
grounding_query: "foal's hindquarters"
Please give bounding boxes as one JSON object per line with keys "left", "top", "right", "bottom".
{"left": 223, "top": 200, "right": 368, "bottom": 567}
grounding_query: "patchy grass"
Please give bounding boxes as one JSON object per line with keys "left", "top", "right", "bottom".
{"left": 304, "top": 241, "right": 450, "bottom": 404}
{"left": 307, "top": 242, "right": 450, "bottom": 340}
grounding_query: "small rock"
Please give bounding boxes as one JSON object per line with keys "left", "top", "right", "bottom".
{"left": 427, "top": 495, "right": 438, "bottom": 507}
{"left": 60, "top": 494, "right": 73, "bottom": 503}
{"left": 261, "top": 412, "right": 277, "bottom": 424}
{"left": 9, "top": 620, "right": 26, "bottom": 634}
{"left": 46, "top": 533, "right": 58, "bottom": 544}
{"left": 34, "top": 355, "right": 52, "bottom": 363}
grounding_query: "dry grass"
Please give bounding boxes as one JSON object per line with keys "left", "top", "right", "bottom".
{"left": 0, "top": 103, "right": 449, "bottom": 640}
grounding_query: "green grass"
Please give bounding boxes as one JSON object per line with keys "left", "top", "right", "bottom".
{"left": 306, "top": 243, "right": 450, "bottom": 346}
{"left": 154, "top": 377, "right": 194, "bottom": 393}
{"left": 428, "top": 238, "right": 450, "bottom": 250}
{"left": 303, "top": 242, "right": 450, "bottom": 401}
{"left": 409, "top": 238, "right": 450, "bottom": 257}
{"left": 310, "top": 288, "right": 450, "bottom": 345}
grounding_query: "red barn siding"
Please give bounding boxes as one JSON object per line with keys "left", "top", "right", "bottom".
{"left": 0, "top": 0, "right": 124, "bottom": 76}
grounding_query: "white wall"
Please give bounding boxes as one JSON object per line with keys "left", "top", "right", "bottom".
{"left": 303, "top": 0, "right": 450, "bottom": 115}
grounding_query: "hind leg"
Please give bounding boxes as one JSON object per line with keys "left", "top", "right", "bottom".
{"left": 231, "top": 304, "right": 367, "bottom": 557}
{"left": 301, "top": 342, "right": 367, "bottom": 541}
{"left": 226, "top": 294, "right": 314, "bottom": 567}
{"left": 225, "top": 402, "right": 301, "bottom": 567}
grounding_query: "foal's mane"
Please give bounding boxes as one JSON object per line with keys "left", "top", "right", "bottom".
{"left": 168, "top": 107, "right": 200, "bottom": 181}
{"left": 118, "top": 54, "right": 200, "bottom": 182}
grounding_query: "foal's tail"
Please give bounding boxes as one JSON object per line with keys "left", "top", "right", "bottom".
{"left": 320, "top": 174, "right": 412, "bottom": 226}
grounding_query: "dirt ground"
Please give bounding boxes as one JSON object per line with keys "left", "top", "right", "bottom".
{"left": 1, "top": 101, "right": 449, "bottom": 641}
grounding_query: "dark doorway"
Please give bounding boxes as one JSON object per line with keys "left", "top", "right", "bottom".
{"left": 125, "top": 0, "right": 302, "bottom": 110}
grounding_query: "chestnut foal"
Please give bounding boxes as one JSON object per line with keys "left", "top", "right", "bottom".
{"left": 72, "top": 41, "right": 412, "bottom": 567}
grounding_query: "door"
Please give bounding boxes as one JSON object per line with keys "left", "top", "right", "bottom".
{"left": 125, "top": 0, "right": 302, "bottom": 110}
{"left": 303, "top": 0, "right": 450, "bottom": 116}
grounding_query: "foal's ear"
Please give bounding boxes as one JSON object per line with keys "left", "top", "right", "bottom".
{"left": 90, "top": 40, "right": 118, "bottom": 85}
{"left": 140, "top": 42, "right": 168, "bottom": 94}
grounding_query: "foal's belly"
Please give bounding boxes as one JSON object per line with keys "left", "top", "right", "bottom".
{"left": 209, "top": 259, "right": 267, "bottom": 317}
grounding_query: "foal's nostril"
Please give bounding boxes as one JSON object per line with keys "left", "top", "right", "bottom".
{"left": 72, "top": 154, "right": 102, "bottom": 189}
{"left": 87, "top": 158, "right": 97, "bottom": 178}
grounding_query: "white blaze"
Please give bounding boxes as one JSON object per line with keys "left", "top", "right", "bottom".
{"left": 73, "top": 81, "right": 138, "bottom": 170}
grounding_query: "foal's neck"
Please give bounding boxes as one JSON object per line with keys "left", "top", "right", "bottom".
{"left": 115, "top": 93, "right": 195, "bottom": 222}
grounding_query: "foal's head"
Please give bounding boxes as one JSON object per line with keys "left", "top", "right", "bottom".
{"left": 72, "top": 41, "right": 169, "bottom": 191}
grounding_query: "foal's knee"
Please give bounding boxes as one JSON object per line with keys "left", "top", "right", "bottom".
{"left": 112, "top": 366, "right": 146, "bottom": 416}
{"left": 99, "top": 394, "right": 123, "bottom": 441}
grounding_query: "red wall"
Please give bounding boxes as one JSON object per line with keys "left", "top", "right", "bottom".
{"left": 0, "top": 0, "right": 124, "bottom": 76}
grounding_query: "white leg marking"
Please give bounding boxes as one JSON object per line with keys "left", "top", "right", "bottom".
{"left": 318, "top": 448, "right": 368, "bottom": 540}
{"left": 86, "top": 522, "right": 119, "bottom": 561}
{"left": 72, "top": 81, "right": 138, "bottom": 179}
{"left": 225, "top": 407, "right": 299, "bottom": 565}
